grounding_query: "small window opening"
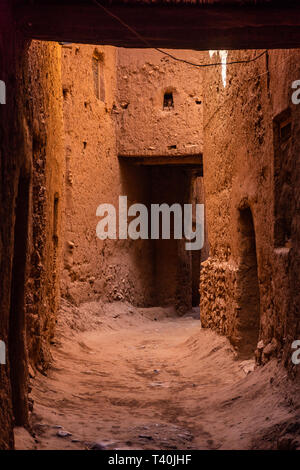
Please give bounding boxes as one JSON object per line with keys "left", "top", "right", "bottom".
{"left": 163, "top": 92, "right": 174, "bottom": 110}
{"left": 93, "top": 53, "right": 105, "bottom": 102}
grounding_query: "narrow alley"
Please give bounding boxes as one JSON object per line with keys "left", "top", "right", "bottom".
{"left": 1, "top": 1, "right": 300, "bottom": 453}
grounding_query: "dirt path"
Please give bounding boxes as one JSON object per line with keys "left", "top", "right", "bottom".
{"left": 21, "top": 300, "right": 299, "bottom": 450}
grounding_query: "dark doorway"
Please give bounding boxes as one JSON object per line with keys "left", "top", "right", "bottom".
{"left": 236, "top": 206, "right": 260, "bottom": 358}
{"left": 119, "top": 156, "right": 203, "bottom": 313}
{"left": 273, "top": 108, "right": 293, "bottom": 248}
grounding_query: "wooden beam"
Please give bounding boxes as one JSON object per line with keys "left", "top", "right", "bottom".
{"left": 119, "top": 155, "right": 203, "bottom": 169}
{"left": 14, "top": 2, "right": 300, "bottom": 50}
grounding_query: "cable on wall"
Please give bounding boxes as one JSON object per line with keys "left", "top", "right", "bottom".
{"left": 92, "top": 0, "right": 267, "bottom": 68}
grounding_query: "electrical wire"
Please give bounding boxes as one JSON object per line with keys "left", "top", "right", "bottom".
{"left": 92, "top": 0, "right": 267, "bottom": 68}
{"left": 204, "top": 52, "right": 295, "bottom": 130}
{"left": 91, "top": 0, "right": 296, "bottom": 133}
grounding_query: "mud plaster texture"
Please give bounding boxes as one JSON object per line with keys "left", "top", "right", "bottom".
{"left": 60, "top": 45, "right": 203, "bottom": 312}
{"left": 200, "top": 49, "right": 300, "bottom": 370}
{"left": 0, "top": 7, "right": 64, "bottom": 445}
{"left": 25, "top": 41, "right": 65, "bottom": 370}
{"left": 116, "top": 48, "right": 203, "bottom": 157}
{"left": 59, "top": 44, "right": 147, "bottom": 307}
{"left": 0, "top": 3, "right": 26, "bottom": 448}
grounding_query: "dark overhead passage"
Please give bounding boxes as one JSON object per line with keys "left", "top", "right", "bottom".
{"left": 119, "top": 154, "right": 202, "bottom": 166}
{"left": 14, "top": 1, "right": 300, "bottom": 50}
{"left": 119, "top": 155, "right": 203, "bottom": 176}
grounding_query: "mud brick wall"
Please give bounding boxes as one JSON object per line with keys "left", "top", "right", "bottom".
{"left": 201, "top": 49, "right": 300, "bottom": 370}
{"left": 24, "top": 40, "right": 65, "bottom": 370}
{"left": 0, "top": 5, "right": 64, "bottom": 445}
{"left": 200, "top": 258, "right": 238, "bottom": 342}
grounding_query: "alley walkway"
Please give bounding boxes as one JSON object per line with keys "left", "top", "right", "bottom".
{"left": 22, "top": 300, "right": 298, "bottom": 450}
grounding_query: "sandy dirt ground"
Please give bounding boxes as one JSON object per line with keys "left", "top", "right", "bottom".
{"left": 16, "top": 300, "right": 300, "bottom": 450}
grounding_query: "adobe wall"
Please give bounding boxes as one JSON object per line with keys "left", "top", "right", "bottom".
{"left": 0, "top": 2, "right": 27, "bottom": 448}
{"left": 0, "top": 1, "right": 298, "bottom": 452}
{"left": 116, "top": 48, "right": 206, "bottom": 312}
{"left": 60, "top": 45, "right": 155, "bottom": 307}
{"left": 201, "top": 49, "right": 300, "bottom": 369}
{"left": 116, "top": 48, "right": 203, "bottom": 157}
{"left": 24, "top": 40, "right": 65, "bottom": 370}
{"left": 60, "top": 46, "right": 205, "bottom": 312}
{"left": 0, "top": 0, "right": 64, "bottom": 444}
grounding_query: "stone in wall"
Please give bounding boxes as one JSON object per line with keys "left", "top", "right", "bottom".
{"left": 200, "top": 257, "right": 238, "bottom": 342}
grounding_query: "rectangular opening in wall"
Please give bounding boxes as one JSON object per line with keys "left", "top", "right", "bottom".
{"left": 273, "top": 108, "right": 292, "bottom": 248}
{"left": 92, "top": 53, "right": 105, "bottom": 102}
{"left": 119, "top": 156, "right": 203, "bottom": 312}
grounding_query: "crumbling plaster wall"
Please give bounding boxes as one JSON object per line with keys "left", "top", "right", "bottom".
{"left": 116, "top": 48, "right": 206, "bottom": 311}
{"left": 269, "top": 50, "right": 300, "bottom": 374}
{"left": 0, "top": 1, "right": 64, "bottom": 447}
{"left": 24, "top": 40, "right": 65, "bottom": 370}
{"left": 60, "top": 46, "right": 206, "bottom": 311}
{"left": 116, "top": 48, "right": 204, "bottom": 157}
{"left": 60, "top": 44, "right": 156, "bottom": 307}
{"left": 201, "top": 49, "right": 300, "bottom": 369}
